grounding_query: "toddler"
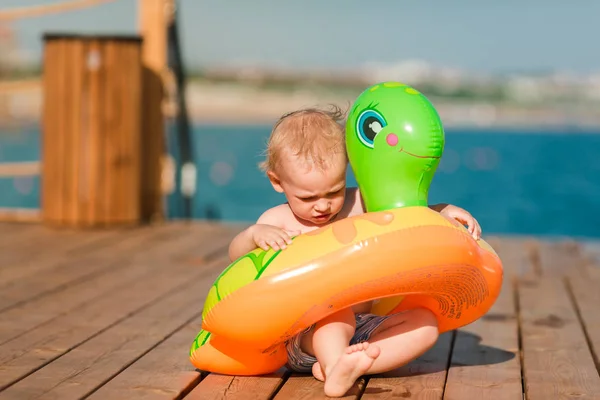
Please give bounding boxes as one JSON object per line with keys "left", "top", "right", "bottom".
{"left": 228, "top": 106, "right": 481, "bottom": 397}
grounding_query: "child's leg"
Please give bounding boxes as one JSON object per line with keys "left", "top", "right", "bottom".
{"left": 311, "top": 308, "right": 439, "bottom": 379}
{"left": 284, "top": 307, "right": 362, "bottom": 376}
{"left": 363, "top": 308, "right": 439, "bottom": 374}
{"left": 307, "top": 308, "right": 382, "bottom": 397}
{"left": 305, "top": 307, "right": 357, "bottom": 377}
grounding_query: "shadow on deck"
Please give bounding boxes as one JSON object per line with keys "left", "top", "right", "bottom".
{"left": 0, "top": 222, "right": 599, "bottom": 399}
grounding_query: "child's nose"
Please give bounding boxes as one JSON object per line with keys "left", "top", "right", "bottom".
{"left": 315, "top": 200, "right": 330, "bottom": 211}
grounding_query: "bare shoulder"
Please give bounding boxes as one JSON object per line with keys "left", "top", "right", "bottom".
{"left": 256, "top": 203, "right": 293, "bottom": 228}
{"left": 344, "top": 187, "right": 366, "bottom": 217}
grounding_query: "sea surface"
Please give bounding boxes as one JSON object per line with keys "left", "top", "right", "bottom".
{"left": 2, "top": 124, "right": 600, "bottom": 240}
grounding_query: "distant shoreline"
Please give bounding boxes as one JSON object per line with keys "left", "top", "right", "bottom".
{"left": 183, "top": 83, "right": 600, "bottom": 131}
{"left": 2, "top": 81, "right": 600, "bottom": 131}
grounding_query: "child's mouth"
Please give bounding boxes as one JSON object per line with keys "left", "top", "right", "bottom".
{"left": 313, "top": 213, "right": 331, "bottom": 222}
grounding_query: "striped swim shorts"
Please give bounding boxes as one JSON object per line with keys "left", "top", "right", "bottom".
{"left": 285, "top": 313, "right": 390, "bottom": 373}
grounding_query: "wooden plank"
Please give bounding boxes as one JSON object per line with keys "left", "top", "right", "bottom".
{"left": 274, "top": 372, "right": 364, "bottom": 400}
{"left": 0, "top": 227, "right": 143, "bottom": 280}
{"left": 0, "top": 208, "right": 41, "bottom": 222}
{"left": 443, "top": 238, "right": 523, "bottom": 399}
{"left": 0, "top": 221, "right": 29, "bottom": 238}
{"left": 187, "top": 374, "right": 234, "bottom": 400}
{"left": 538, "top": 240, "right": 583, "bottom": 277}
{"left": 518, "top": 276, "right": 600, "bottom": 399}
{"left": 57, "top": 227, "right": 135, "bottom": 257}
{"left": 86, "top": 316, "right": 204, "bottom": 400}
{"left": 0, "top": 223, "right": 49, "bottom": 252}
{"left": 86, "top": 39, "right": 103, "bottom": 225}
{"left": 0, "top": 0, "right": 121, "bottom": 20}
{"left": 138, "top": 0, "right": 168, "bottom": 222}
{"left": 126, "top": 39, "right": 143, "bottom": 223}
{"left": 567, "top": 272, "right": 600, "bottom": 375}
{"left": 83, "top": 243, "right": 250, "bottom": 399}
{"left": 188, "top": 370, "right": 289, "bottom": 400}
{"left": 0, "top": 254, "right": 229, "bottom": 399}
{"left": 0, "top": 225, "right": 94, "bottom": 261}
{"left": 360, "top": 331, "right": 454, "bottom": 400}
{"left": 563, "top": 241, "right": 600, "bottom": 376}
{"left": 491, "top": 237, "right": 538, "bottom": 279}
{"left": 0, "top": 161, "right": 40, "bottom": 176}
{"left": 0, "top": 227, "right": 157, "bottom": 312}
{"left": 64, "top": 37, "right": 82, "bottom": 224}
{"left": 0, "top": 225, "right": 235, "bottom": 390}
{"left": 579, "top": 241, "right": 600, "bottom": 277}
{"left": 55, "top": 40, "right": 71, "bottom": 225}
{"left": 41, "top": 37, "right": 63, "bottom": 223}
{"left": 0, "top": 227, "right": 120, "bottom": 280}
{"left": 41, "top": 35, "right": 143, "bottom": 227}
{"left": 0, "top": 224, "right": 194, "bottom": 344}
{"left": 0, "top": 78, "right": 41, "bottom": 93}
{"left": 101, "top": 40, "right": 115, "bottom": 223}
{"left": 103, "top": 39, "right": 117, "bottom": 224}
{"left": 98, "top": 38, "right": 112, "bottom": 225}
{"left": 483, "top": 236, "right": 501, "bottom": 250}
{"left": 104, "top": 39, "right": 142, "bottom": 224}
{"left": 88, "top": 280, "right": 288, "bottom": 400}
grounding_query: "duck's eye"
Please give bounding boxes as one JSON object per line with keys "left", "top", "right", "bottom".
{"left": 356, "top": 109, "right": 386, "bottom": 148}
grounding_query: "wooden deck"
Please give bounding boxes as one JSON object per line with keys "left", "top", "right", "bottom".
{"left": 0, "top": 222, "right": 599, "bottom": 399}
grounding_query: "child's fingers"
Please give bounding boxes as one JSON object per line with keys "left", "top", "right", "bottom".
{"left": 467, "top": 218, "right": 482, "bottom": 240}
{"left": 283, "top": 230, "right": 300, "bottom": 245}
{"left": 268, "top": 232, "right": 293, "bottom": 250}
{"left": 475, "top": 222, "right": 482, "bottom": 240}
{"left": 267, "top": 238, "right": 281, "bottom": 251}
{"left": 462, "top": 217, "right": 477, "bottom": 239}
{"left": 468, "top": 221, "right": 475, "bottom": 234}
{"left": 257, "top": 240, "right": 270, "bottom": 251}
{"left": 275, "top": 236, "right": 288, "bottom": 249}
{"left": 463, "top": 216, "right": 473, "bottom": 230}
{"left": 281, "top": 232, "right": 293, "bottom": 245}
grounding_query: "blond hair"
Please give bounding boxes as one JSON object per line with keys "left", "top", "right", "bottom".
{"left": 259, "top": 105, "right": 347, "bottom": 173}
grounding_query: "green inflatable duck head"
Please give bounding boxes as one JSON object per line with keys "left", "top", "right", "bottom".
{"left": 346, "top": 82, "right": 445, "bottom": 212}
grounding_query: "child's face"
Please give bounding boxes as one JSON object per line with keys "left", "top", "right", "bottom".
{"left": 268, "top": 154, "right": 347, "bottom": 225}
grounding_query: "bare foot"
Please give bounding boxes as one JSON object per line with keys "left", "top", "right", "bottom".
{"left": 323, "top": 342, "right": 381, "bottom": 397}
{"left": 312, "top": 362, "right": 325, "bottom": 382}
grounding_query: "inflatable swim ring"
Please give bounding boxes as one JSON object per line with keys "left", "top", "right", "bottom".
{"left": 189, "top": 81, "right": 503, "bottom": 376}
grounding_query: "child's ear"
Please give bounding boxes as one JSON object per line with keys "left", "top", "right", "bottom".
{"left": 267, "top": 170, "right": 284, "bottom": 193}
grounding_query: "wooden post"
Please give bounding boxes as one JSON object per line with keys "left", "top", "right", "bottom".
{"left": 41, "top": 34, "right": 143, "bottom": 227}
{"left": 138, "top": 0, "right": 172, "bottom": 222}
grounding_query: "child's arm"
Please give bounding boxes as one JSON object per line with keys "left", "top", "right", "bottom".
{"left": 350, "top": 189, "right": 481, "bottom": 240}
{"left": 228, "top": 208, "right": 300, "bottom": 261}
{"left": 228, "top": 225, "right": 260, "bottom": 262}
{"left": 430, "top": 203, "right": 481, "bottom": 240}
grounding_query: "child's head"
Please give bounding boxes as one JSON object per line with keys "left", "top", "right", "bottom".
{"left": 260, "top": 105, "right": 348, "bottom": 225}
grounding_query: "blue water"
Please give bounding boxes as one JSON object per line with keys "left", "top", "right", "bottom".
{"left": 0, "top": 127, "right": 40, "bottom": 209}
{"left": 2, "top": 124, "right": 600, "bottom": 239}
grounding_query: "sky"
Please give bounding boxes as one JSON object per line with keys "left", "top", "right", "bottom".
{"left": 3, "top": 0, "right": 600, "bottom": 75}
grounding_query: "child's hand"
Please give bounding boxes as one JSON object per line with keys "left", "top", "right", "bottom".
{"left": 440, "top": 205, "right": 482, "bottom": 240}
{"left": 249, "top": 224, "right": 301, "bottom": 251}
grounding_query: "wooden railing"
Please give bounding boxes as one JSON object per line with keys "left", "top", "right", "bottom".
{"left": 0, "top": 161, "right": 41, "bottom": 177}
{"left": 0, "top": 0, "right": 119, "bottom": 21}
{"left": 0, "top": 79, "right": 41, "bottom": 93}
{"left": 0, "top": 0, "right": 193, "bottom": 225}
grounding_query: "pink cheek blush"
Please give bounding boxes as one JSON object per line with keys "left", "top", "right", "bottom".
{"left": 386, "top": 133, "right": 398, "bottom": 146}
